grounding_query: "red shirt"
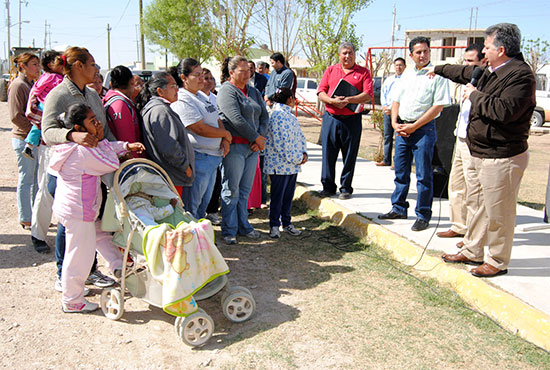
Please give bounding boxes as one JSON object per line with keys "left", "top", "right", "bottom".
{"left": 317, "top": 63, "right": 373, "bottom": 116}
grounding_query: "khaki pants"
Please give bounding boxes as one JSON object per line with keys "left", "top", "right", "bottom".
{"left": 448, "top": 138, "right": 473, "bottom": 234}
{"left": 461, "top": 151, "right": 529, "bottom": 269}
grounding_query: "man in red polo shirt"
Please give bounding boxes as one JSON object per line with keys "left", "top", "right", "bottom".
{"left": 317, "top": 42, "right": 373, "bottom": 199}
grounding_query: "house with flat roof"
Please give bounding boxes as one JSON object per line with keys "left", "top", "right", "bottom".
{"left": 404, "top": 29, "right": 485, "bottom": 65}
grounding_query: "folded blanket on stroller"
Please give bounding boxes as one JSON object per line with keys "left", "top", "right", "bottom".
{"left": 143, "top": 219, "right": 229, "bottom": 316}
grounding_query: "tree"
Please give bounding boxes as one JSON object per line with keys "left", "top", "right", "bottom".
{"left": 523, "top": 37, "right": 550, "bottom": 73}
{"left": 143, "top": 0, "right": 213, "bottom": 63}
{"left": 200, "top": 0, "right": 259, "bottom": 63}
{"left": 300, "top": 0, "right": 373, "bottom": 77}
{"left": 256, "top": 0, "right": 305, "bottom": 60}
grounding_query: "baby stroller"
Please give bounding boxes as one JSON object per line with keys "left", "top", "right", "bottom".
{"left": 100, "top": 158, "right": 255, "bottom": 346}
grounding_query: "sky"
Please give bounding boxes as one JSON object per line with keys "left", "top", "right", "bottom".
{"left": 1, "top": 0, "right": 549, "bottom": 70}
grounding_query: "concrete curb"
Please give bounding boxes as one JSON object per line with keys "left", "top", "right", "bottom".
{"left": 295, "top": 185, "right": 550, "bottom": 352}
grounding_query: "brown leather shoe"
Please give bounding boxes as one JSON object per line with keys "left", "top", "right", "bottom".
{"left": 436, "top": 229, "right": 464, "bottom": 238}
{"left": 376, "top": 161, "right": 390, "bottom": 167}
{"left": 471, "top": 263, "right": 508, "bottom": 278}
{"left": 441, "top": 252, "right": 483, "bottom": 266}
{"left": 456, "top": 241, "right": 464, "bottom": 248}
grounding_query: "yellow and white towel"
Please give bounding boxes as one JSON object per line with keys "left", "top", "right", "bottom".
{"left": 143, "top": 219, "right": 229, "bottom": 316}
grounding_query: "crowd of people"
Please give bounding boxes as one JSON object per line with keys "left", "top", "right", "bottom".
{"left": 6, "top": 22, "right": 536, "bottom": 313}
{"left": 8, "top": 47, "right": 307, "bottom": 313}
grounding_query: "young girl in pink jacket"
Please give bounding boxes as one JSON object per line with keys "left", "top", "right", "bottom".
{"left": 49, "top": 103, "right": 145, "bottom": 313}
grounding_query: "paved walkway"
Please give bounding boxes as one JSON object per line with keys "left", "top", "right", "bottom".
{"left": 297, "top": 142, "right": 550, "bottom": 316}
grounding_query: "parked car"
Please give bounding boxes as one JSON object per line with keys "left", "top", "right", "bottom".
{"left": 103, "top": 69, "right": 154, "bottom": 90}
{"left": 532, "top": 70, "right": 550, "bottom": 127}
{"left": 0, "top": 73, "right": 10, "bottom": 102}
{"left": 373, "top": 76, "right": 382, "bottom": 106}
{"left": 296, "top": 77, "right": 318, "bottom": 104}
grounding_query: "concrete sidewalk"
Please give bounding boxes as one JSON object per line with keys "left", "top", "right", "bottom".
{"left": 296, "top": 142, "right": 550, "bottom": 349}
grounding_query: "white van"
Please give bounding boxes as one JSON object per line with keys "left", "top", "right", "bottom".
{"left": 532, "top": 65, "right": 550, "bottom": 127}
{"left": 296, "top": 77, "right": 318, "bottom": 104}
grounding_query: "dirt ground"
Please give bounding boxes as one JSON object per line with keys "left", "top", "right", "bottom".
{"left": 0, "top": 102, "right": 549, "bottom": 369}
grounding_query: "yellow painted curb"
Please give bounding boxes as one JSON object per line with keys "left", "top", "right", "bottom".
{"left": 295, "top": 185, "right": 550, "bottom": 351}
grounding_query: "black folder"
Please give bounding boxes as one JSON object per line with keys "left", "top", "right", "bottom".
{"left": 330, "top": 78, "right": 363, "bottom": 113}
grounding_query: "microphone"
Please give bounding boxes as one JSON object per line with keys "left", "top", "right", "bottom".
{"left": 470, "top": 67, "right": 483, "bottom": 87}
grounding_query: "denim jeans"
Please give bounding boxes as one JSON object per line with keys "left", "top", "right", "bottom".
{"left": 382, "top": 113, "right": 395, "bottom": 165}
{"left": 320, "top": 112, "right": 362, "bottom": 194}
{"left": 12, "top": 138, "right": 38, "bottom": 222}
{"left": 190, "top": 151, "right": 223, "bottom": 219}
{"left": 391, "top": 120, "right": 437, "bottom": 222}
{"left": 220, "top": 144, "right": 259, "bottom": 237}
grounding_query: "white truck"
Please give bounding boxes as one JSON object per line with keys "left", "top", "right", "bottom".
{"left": 532, "top": 64, "right": 550, "bottom": 127}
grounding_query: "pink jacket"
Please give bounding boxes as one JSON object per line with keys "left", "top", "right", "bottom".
{"left": 49, "top": 139, "right": 128, "bottom": 222}
{"left": 25, "top": 72, "right": 63, "bottom": 127}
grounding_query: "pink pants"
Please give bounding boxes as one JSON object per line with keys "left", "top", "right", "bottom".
{"left": 61, "top": 219, "right": 122, "bottom": 305}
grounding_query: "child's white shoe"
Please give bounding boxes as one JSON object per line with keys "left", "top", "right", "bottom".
{"left": 62, "top": 299, "right": 99, "bottom": 313}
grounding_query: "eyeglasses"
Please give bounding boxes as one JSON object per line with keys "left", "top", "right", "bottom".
{"left": 189, "top": 72, "right": 203, "bottom": 77}
{"left": 204, "top": 77, "right": 213, "bottom": 80}
{"left": 93, "top": 63, "right": 101, "bottom": 70}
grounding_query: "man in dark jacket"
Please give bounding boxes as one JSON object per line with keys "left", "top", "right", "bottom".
{"left": 248, "top": 61, "right": 268, "bottom": 96}
{"left": 432, "top": 23, "right": 536, "bottom": 277}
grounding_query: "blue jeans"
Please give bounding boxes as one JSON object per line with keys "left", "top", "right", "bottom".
{"left": 190, "top": 151, "right": 223, "bottom": 219}
{"left": 12, "top": 138, "right": 38, "bottom": 222}
{"left": 320, "top": 112, "right": 362, "bottom": 194}
{"left": 220, "top": 144, "right": 259, "bottom": 237}
{"left": 382, "top": 113, "right": 394, "bottom": 165}
{"left": 391, "top": 121, "right": 437, "bottom": 222}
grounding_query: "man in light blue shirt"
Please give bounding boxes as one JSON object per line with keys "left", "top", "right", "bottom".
{"left": 377, "top": 57, "right": 406, "bottom": 167}
{"left": 378, "top": 36, "right": 451, "bottom": 232}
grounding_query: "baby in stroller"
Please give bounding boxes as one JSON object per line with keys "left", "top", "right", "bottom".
{"left": 125, "top": 182, "right": 178, "bottom": 226}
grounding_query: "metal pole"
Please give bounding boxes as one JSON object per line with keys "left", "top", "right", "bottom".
{"left": 18, "top": 0, "right": 20, "bottom": 46}
{"left": 139, "top": 0, "right": 145, "bottom": 69}
{"left": 135, "top": 24, "right": 139, "bottom": 62}
{"left": 6, "top": 0, "right": 11, "bottom": 59}
{"left": 44, "top": 20, "right": 47, "bottom": 50}
{"left": 107, "top": 23, "right": 112, "bottom": 70}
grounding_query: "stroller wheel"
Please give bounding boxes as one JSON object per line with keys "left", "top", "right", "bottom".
{"left": 175, "top": 308, "right": 214, "bottom": 347}
{"left": 221, "top": 285, "right": 253, "bottom": 304}
{"left": 100, "top": 288, "right": 124, "bottom": 320}
{"left": 222, "top": 292, "right": 255, "bottom": 323}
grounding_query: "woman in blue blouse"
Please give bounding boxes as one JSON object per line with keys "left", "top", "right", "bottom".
{"left": 263, "top": 88, "right": 308, "bottom": 238}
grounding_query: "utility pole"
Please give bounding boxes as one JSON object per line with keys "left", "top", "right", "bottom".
{"left": 135, "top": 24, "right": 140, "bottom": 62}
{"left": 6, "top": 0, "right": 11, "bottom": 59}
{"left": 107, "top": 23, "right": 112, "bottom": 70}
{"left": 139, "top": 0, "right": 145, "bottom": 69}
{"left": 48, "top": 23, "right": 51, "bottom": 49}
{"left": 390, "top": 4, "right": 396, "bottom": 60}
{"left": 18, "top": 0, "right": 27, "bottom": 47}
{"left": 44, "top": 20, "right": 47, "bottom": 50}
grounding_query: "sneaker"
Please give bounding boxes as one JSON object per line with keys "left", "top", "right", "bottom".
{"left": 338, "top": 192, "right": 352, "bottom": 200}
{"left": 55, "top": 277, "right": 91, "bottom": 296}
{"left": 85, "top": 270, "right": 115, "bottom": 288}
{"left": 282, "top": 224, "right": 302, "bottom": 236}
{"left": 244, "top": 229, "right": 261, "bottom": 239}
{"left": 62, "top": 299, "right": 99, "bottom": 313}
{"left": 318, "top": 190, "right": 336, "bottom": 198}
{"left": 31, "top": 236, "right": 50, "bottom": 254}
{"left": 205, "top": 213, "right": 221, "bottom": 225}
{"left": 22, "top": 145, "right": 34, "bottom": 160}
{"left": 269, "top": 226, "right": 280, "bottom": 239}
{"left": 223, "top": 235, "right": 237, "bottom": 245}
